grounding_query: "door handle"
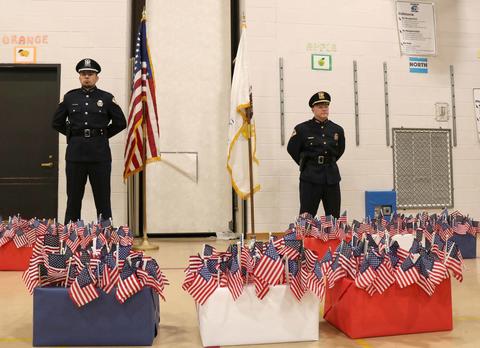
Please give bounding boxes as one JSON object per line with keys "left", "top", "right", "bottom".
{"left": 40, "top": 162, "right": 54, "bottom": 168}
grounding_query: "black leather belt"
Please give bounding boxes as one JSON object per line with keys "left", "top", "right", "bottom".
{"left": 307, "top": 155, "right": 334, "bottom": 165}
{"left": 71, "top": 128, "right": 106, "bottom": 138}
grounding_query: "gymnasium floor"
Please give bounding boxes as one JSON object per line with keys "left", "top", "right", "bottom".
{"left": 1, "top": 237, "right": 479, "bottom": 348}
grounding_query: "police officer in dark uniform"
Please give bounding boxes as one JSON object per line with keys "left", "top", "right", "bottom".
{"left": 287, "top": 91, "right": 345, "bottom": 218}
{"left": 52, "top": 58, "right": 127, "bottom": 224}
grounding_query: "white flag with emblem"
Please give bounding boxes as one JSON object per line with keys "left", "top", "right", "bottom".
{"left": 227, "top": 26, "right": 260, "bottom": 199}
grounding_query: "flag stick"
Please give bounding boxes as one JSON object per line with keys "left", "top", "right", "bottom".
{"left": 284, "top": 256, "right": 290, "bottom": 284}
{"left": 65, "top": 258, "right": 72, "bottom": 288}
{"left": 246, "top": 91, "right": 256, "bottom": 236}
{"left": 217, "top": 256, "right": 221, "bottom": 288}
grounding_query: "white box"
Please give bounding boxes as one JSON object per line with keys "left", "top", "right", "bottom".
{"left": 197, "top": 284, "right": 320, "bottom": 347}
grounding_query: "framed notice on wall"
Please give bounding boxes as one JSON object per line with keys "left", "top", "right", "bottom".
{"left": 395, "top": 1, "right": 437, "bottom": 56}
{"left": 474, "top": 89, "right": 480, "bottom": 142}
{"left": 14, "top": 46, "right": 37, "bottom": 63}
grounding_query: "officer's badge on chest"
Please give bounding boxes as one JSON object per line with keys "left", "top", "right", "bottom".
{"left": 97, "top": 100, "right": 103, "bottom": 107}
{"left": 334, "top": 133, "right": 339, "bottom": 141}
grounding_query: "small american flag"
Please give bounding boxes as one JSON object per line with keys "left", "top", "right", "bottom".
{"left": 116, "top": 262, "right": 143, "bottom": 303}
{"left": 253, "top": 242, "right": 284, "bottom": 285}
{"left": 371, "top": 256, "right": 394, "bottom": 294}
{"left": 227, "top": 257, "right": 243, "bottom": 300}
{"left": 281, "top": 239, "right": 302, "bottom": 260}
{"left": 13, "top": 228, "right": 29, "bottom": 248}
{"left": 182, "top": 254, "right": 204, "bottom": 290}
{"left": 305, "top": 260, "right": 325, "bottom": 299}
{"left": 338, "top": 210, "right": 348, "bottom": 224}
{"left": 65, "top": 230, "right": 80, "bottom": 253}
{"left": 328, "top": 254, "right": 346, "bottom": 288}
{"left": 288, "top": 258, "right": 305, "bottom": 301}
{"left": 185, "top": 265, "right": 217, "bottom": 305}
{"left": 355, "top": 258, "right": 376, "bottom": 289}
{"left": 254, "top": 275, "right": 269, "bottom": 300}
{"left": 43, "top": 233, "right": 60, "bottom": 254}
{"left": 394, "top": 256, "right": 419, "bottom": 288}
{"left": 68, "top": 267, "right": 99, "bottom": 307}
{"left": 101, "top": 252, "right": 119, "bottom": 294}
{"left": 338, "top": 243, "right": 356, "bottom": 279}
{"left": 240, "top": 245, "right": 254, "bottom": 277}
{"left": 444, "top": 240, "right": 463, "bottom": 282}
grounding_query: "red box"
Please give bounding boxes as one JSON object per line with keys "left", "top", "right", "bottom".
{"left": 0, "top": 241, "right": 33, "bottom": 271}
{"left": 303, "top": 237, "right": 342, "bottom": 259}
{"left": 323, "top": 277, "right": 453, "bottom": 338}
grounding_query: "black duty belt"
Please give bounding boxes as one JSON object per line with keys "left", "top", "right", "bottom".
{"left": 70, "top": 128, "right": 106, "bottom": 138}
{"left": 307, "top": 155, "right": 334, "bottom": 165}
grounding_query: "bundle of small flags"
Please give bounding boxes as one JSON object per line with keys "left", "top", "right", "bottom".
{"left": 356, "top": 209, "right": 480, "bottom": 239}
{"left": 22, "top": 219, "right": 168, "bottom": 307}
{"left": 0, "top": 215, "right": 47, "bottom": 249}
{"left": 293, "top": 208, "right": 479, "bottom": 244}
{"left": 312, "top": 225, "right": 464, "bottom": 297}
{"left": 182, "top": 233, "right": 327, "bottom": 305}
{"left": 292, "top": 211, "right": 349, "bottom": 241}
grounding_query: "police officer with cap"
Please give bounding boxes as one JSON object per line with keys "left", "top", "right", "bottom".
{"left": 287, "top": 91, "right": 345, "bottom": 218}
{"left": 52, "top": 58, "right": 127, "bottom": 224}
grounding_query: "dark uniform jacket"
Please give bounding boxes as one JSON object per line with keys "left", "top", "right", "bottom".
{"left": 52, "top": 87, "right": 127, "bottom": 162}
{"left": 287, "top": 118, "right": 345, "bottom": 185}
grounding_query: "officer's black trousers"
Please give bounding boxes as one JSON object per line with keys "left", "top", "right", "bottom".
{"left": 65, "top": 161, "right": 112, "bottom": 224}
{"left": 299, "top": 180, "right": 341, "bottom": 218}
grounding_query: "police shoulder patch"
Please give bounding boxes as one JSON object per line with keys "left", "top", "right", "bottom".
{"left": 112, "top": 97, "right": 118, "bottom": 105}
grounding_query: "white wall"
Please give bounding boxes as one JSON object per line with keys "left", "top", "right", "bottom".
{"left": 145, "top": 0, "right": 232, "bottom": 233}
{"left": 3, "top": 0, "right": 480, "bottom": 234}
{"left": 246, "top": 0, "right": 480, "bottom": 232}
{"left": 0, "top": 0, "right": 131, "bottom": 225}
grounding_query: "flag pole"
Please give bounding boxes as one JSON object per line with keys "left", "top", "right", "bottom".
{"left": 134, "top": 8, "right": 158, "bottom": 251}
{"left": 246, "top": 91, "right": 256, "bottom": 236}
{"left": 134, "top": 97, "right": 159, "bottom": 251}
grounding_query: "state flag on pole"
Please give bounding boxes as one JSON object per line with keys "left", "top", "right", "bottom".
{"left": 227, "top": 24, "right": 260, "bottom": 198}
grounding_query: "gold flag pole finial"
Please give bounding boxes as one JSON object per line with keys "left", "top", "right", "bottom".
{"left": 241, "top": 12, "right": 247, "bottom": 28}
{"left": 142, "top": 7, "right": 147, "bottom": 20}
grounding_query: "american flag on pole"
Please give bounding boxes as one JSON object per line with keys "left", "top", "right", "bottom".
{"left": 124, "top": 14, "right": 160, "bottom": 180}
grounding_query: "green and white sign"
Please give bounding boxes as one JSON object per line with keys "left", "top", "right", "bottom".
{"left": 311, "top": 54, "right": 332, "bottom": 71}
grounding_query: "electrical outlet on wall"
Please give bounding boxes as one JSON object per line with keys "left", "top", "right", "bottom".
{"left": 435, "top": 102, "right": 450, "bottom": 122}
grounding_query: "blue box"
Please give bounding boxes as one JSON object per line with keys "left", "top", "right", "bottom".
{"left": 365, "top": 191, "right": 397, "bottom": 222}
{"left": 33, "top": 287, "right": 159, "bottom": 346}
{"left": 451, "top": 233, "right": 476, "bottom": 259}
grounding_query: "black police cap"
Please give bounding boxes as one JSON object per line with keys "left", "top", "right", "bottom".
{"left": 76, "top": 58, "right": 101, "bottom": 73}
{"left": 309, "top": 91, "right": 331, "bottom": 107}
